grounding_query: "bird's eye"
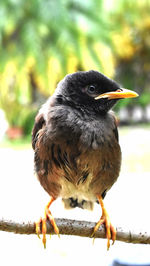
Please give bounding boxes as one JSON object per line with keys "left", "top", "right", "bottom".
{"left": 87, "top": 85, "right": 96, "bottom": 94}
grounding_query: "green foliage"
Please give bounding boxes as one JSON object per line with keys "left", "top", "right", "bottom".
{"left": 0, "top": 0, "right": 115, "bottom": 134}
{"left": 110, "top": 0, "right": 150, "bottom": 108}
{"left": 0, "top": 0, "right": 109, "bottom": 76}
{"left": 139, "top": 92, "right": 150, "bottom": 107}
{"left": 0, "top": 0, "right": 150, "bottom": 135}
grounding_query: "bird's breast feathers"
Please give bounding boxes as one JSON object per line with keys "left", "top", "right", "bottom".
{"left": 33, "top": 103, "right": 121, "bottom": 204}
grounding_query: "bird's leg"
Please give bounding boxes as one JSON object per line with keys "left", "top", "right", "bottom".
{"left": 35, "top": 197, "right": 59, "bottom": 248}
{"left": 92, "top": 195, "right": 116, "bottom": 250}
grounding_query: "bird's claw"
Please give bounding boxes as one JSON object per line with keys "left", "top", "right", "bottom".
{"left": 35, "top": 215, "right": 59, "bottom": 248}
{"left": 92, "top": 214, "right": 116, "bottom": 250}
{"left": 35, "top": 217, "right": 42, "bottom": 239}
{"left": 110, "top": 223, "right": 116, "bottom": 245}
{"left": 92, "top": 196, "right": 116, "bottom": 250}
{"left": 45, "top": 207, "right": 60, "bottom": 237}
{"left": 35, "top": 217, "right": 47, "bottom": 248}
{"left": 35, "top": 198, "right": 59, "bottom": 248}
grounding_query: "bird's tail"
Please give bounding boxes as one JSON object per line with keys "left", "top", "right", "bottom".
{"left": 62, "top": 197, "right": 94, "bottom": 210}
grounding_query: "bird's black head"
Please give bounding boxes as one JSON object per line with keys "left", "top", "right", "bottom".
{"left": 55, "top": 70, "right": 138, "bottom": 114}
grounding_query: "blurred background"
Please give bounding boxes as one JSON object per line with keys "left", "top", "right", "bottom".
{"left": 0, "top": 0, "right": 150, "bottom": 265}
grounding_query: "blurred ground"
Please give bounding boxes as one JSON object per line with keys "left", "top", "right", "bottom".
{"left": 0, "top": 126, "right": 150, "bottom": 266}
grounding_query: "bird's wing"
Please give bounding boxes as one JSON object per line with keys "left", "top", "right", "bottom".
{"left": 113, "top": 121, "right": 119, "bottom": 142}
{"left": 32, "top": 97, "right": 53, "bottom": 149}
{"left": 111, "top": 112, "right": 119, "bottom": 142}
{"left": 32, "top": 113, "right": 46, "bottom": 150}
{"left": 32, "top": 99, "right": 65, "bottom": 198}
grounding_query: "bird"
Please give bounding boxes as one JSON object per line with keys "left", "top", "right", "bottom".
{"left": 32, "top": 70, "right": 138, "bottom": 249}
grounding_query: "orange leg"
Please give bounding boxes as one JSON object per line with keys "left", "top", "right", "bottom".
{"left": 35, "top": 197, "right": 59, "bottom": 248}
{"left": 92, "top": 195, "right": 116, "bottom": 250}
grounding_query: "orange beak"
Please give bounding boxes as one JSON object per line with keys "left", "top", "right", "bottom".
{"left": 95, "top": 88, "right": 139, "bottom": 100}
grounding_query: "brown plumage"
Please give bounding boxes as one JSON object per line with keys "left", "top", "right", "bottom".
{"left": 32, "top": 70, "right": 138, "bottom": 248}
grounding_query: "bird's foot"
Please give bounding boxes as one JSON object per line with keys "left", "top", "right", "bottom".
{"left": 35, "top": 197, "right": 59, "bottom": 248}
{"left": 91, "top": 196, "right": 116, "bottom": 250}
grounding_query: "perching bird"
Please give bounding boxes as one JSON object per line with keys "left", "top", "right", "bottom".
{"left": 32, "top": 70, "right": 138, "bottom": 249}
